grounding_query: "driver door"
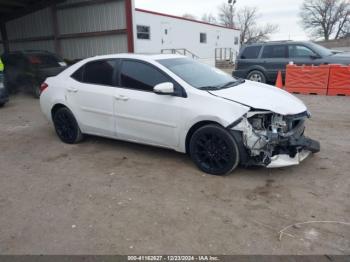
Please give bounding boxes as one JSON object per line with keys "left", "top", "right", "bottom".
{"left": 114, "top": 59, "right": 185, "bottom": 148}
{"left": 288, "top": 44, "right": 321, "bottom": 65}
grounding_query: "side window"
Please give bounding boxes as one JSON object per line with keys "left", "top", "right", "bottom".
{"left": 137, "top": 25, "right": 150, "bottom": 40}
{"left": 289, "top": 45, "right": 316, "bottom": 58}
{"left": 240, "top": 46, "right": 262, "bottom": 59}
{"left": 82, "top": 60, "right": 115, "bottom": 86}
{"left": 120, "top": 60, "right": 169, "bottom": 92}
{"left": 200, "top": 33, "right": 207, "bottom": 44}
{"left": 71, "top": 66, "right": 84, "bottom": 82}
{"left": 261, "top": 45, "right": 287, "bottom": 58}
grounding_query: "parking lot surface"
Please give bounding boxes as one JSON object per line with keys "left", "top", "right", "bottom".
{"left": 0, "top": 94, "right": 349, "bottom": 254}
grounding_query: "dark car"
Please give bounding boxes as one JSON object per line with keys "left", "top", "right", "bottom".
{"left": 0, "top": 73, "right": 9, "bottom": 107}
{"left": 1, "top": 50, "right": 67, "bottom": 98}
{"left": 233, "top": 41, "right": 350, "bottom": 83}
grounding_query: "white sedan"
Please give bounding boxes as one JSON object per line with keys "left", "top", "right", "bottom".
{"left": 40, "top": 54, "right": 320, "bottom": 175}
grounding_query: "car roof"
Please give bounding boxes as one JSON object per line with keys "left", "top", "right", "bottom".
{"left": 84, "top": 53, "right": 186, "bottom": 63}
{"left": 243, "top": 41, "right": 313, "bottom": 47}
{"left": 3, "top": 50, "right": 58, "bottom": 57}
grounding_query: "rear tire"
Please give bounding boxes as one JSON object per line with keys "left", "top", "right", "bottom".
{"left": 0, "top": 103, "right": 4, "bottom": 108}
{"left": 189, "top": 124, "right": 240, "bottom": 176}
{"left": 53, "top": 107, "right": 83, "bottom": 144}
{"left": 247, "top": 70, "right": 266, "bottom": 83}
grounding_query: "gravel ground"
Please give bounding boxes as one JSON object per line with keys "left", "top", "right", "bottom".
{"left": 0, "top": 94, "right": 349, "bottom": 255}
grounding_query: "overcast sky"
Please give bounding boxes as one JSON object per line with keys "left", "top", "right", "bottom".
{"left": 135, "top": 0, "right": 308, "bottom": 41}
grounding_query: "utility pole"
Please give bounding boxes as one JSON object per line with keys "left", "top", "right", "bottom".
{"left": 228, "top": 0, "right": 237, "bottom": 28}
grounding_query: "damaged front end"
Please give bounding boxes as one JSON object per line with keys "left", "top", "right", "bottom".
{"left": 230, "top": 110, "right": 320, "bottom": 168}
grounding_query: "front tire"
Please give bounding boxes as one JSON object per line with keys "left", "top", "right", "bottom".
{"left": 53, "top": 107, "right": 83, "bottom": 144}
{"left": 189, "top": 124, "right": 240, "bottom": 175}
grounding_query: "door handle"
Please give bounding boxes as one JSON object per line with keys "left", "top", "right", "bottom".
{"left": 114, "top": 94, "right": 129, "bottom": 101}
{"left": 67, "top": 87, "right": 78, "bottom": 93}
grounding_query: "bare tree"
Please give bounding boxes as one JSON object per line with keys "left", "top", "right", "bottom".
{"left": 182, "top": 13, "right": 197, "bottom": 20}
{"left": 300, "top": 0, "right": 350, "bottom": 40}
{"left": 237, "top": 6, "right": 279, "bottom": 45}
{"left": 202, "top": 13, "right": 218, "bottom": 24}
{"left": 218, "top": 3, "right": 235, "bottom": 27}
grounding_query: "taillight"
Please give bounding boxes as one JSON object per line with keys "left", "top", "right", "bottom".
{"left": 40, "top": 83, "right": 48, "bottom": 93}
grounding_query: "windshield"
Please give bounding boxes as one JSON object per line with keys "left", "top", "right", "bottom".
{"left": 308, "top": 42, "right": 333, "bottom": 57}
{"left": 157, "top": 58, "right": 242, "bottom": 90}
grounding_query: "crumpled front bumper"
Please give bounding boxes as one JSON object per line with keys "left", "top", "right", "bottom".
{"left": 267, "top": 136, "right": 320, "bottom": 168}
{"left": 267, "top": 150, "right": 311, "bottom": 168}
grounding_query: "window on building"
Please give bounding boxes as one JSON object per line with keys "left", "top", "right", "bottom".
{"left": 261, "top": 45, "right": 288, "bottom": 58}
{"left": 137, "top": 25, "right": 150, "bottom": 40}
{"left": 240, "top": 46, "right": 262, "bottom": 59}
{"left": 234, "top": 37, "right": 239, "bottom": 45}
{"left": 200, "top": 33, "right": 207, "bottom": 44}
{"left": 120, "top": 60, "right": 169, "bottom": 92}
{"left": 72, "top": 60, "right": 115, "bottom": 86}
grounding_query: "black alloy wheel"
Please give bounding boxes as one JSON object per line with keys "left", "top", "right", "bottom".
{"left": 53, "top": 107, "right": 83, "bottom": 144}
{"left": 189, "top": 124, "right": 240, "bottom": 175}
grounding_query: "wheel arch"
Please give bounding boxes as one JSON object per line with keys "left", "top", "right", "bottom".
{"left": 51, "top": 103, "right": 69, "bottom": 120}
{"left": 185, "top": 120, "right": 223, "bottom": 154}
{"left": 247, "top": 66, "right": 267, "bottom": 77}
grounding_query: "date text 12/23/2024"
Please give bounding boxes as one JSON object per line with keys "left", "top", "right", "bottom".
{"left": 128, "top": 256, "right": 220, "bottom": 261}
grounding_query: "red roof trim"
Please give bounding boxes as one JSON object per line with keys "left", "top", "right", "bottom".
{"left": 125, "top": 0, "right": 134, "bottom": 52}
{"left": 135, "top": 8, "right": 240, "bottom": 31}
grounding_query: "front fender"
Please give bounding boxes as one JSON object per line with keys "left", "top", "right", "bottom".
{"left": 177, "top": 100, "right": 250, "bottom": 153}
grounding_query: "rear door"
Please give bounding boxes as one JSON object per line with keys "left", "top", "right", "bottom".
{"left": 261, "top": 44, "right": 289, "bottom": 81}
{"left": 235, "top": 45, "right": 262, "bottom": 77}
{"left": 67, "top": 59, "right": 117, "bottom": 137}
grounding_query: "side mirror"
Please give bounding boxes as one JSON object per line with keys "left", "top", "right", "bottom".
{"left": 310, "top": 54, "right": 321, "bottom": 60}
{"left": 153, "top": 82, "right": 174, "bottom": 95}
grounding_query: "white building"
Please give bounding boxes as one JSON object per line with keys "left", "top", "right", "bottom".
{"left": 0, "top": 0, "right": 240, "bottom": 66}
{"left": 134, "top": 8, "right": 241, "bottom": 66}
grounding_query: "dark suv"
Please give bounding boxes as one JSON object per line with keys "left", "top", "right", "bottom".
{"left": 1, "top": 50, "right": 67, "bottom": 98}
{"left": 233, "top": 41, "right": 350, "bottom": 83}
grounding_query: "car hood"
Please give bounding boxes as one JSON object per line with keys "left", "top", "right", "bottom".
{"left": 209, "top": 81, "right": 307, "bottom": 115}
{"left": 323, "top": 53, "right": 350, "bottom": 64}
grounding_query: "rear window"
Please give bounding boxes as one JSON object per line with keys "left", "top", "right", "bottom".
{"left": 261, "top": 45, "right": 287, "bottom": 58}
{"left": 240, "top": 46, "right": 262, "bottom": 59}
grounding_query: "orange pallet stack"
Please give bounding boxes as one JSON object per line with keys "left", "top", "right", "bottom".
{"left": 285, "top": 64, "right": 329, "bottom": 95}
{"left": 327, "top": 65, "right": 350, "bottom": 96}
